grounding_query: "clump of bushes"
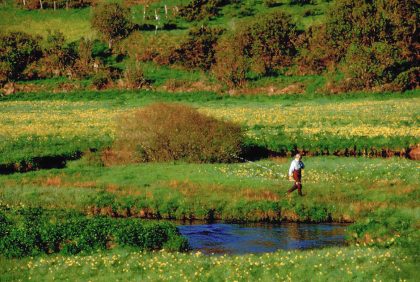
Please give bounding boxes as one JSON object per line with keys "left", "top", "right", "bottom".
{"left": 179, "top": 0, "right": 230, "bottom": 21}
{"left": 172, "top": 25, "right": 224, "bottom": 71}
{"left": 0, "top": 32, "right": 42, "bottom": 84}
{"left": 104, "top": 103, "right": 243, "bottom": 165}
{"left": 123, "top": 62, "right": 148, "bottom": 89}
{"left": 298, "top": 0, "right": 419, "bottom": 91}
{"left": 0, "top": 207, "right": 189, "bottom": 258}
{"left": 212, "top": 34, "right": 249, "bottom": 88}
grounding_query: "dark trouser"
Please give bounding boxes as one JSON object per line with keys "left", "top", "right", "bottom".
{"left": 287, "top": 170, "right": 302, "bottom": 196}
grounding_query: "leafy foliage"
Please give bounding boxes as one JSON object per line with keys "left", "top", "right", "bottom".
{"left": 179, "top": 0, "right": 230, "bottom": 21}
{"left": 91, "top": 3, "right": 132, "bottom": 48}
{"left": 107, "top": 103, "right": 243, "bottom": 164}
{"left": 0, "top": 207, "right": 189, "bottom": 258}
{"left": 172, "top": 26, "right": 224, "bottom": 71}
{"left": 0, "top": 31, "right": 42, "bottom": 82}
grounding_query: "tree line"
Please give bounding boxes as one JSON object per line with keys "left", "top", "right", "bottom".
{"left": 1, "top": 0, "right": 418, "bottom": 92}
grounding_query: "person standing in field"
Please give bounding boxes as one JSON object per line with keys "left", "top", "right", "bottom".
{"left": 286, "top": 154, "right": 305, "bottom": 196}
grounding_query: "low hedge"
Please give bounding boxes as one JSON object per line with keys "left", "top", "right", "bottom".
{"left": 0, "top": 207, "right": 189, "bottom": 258}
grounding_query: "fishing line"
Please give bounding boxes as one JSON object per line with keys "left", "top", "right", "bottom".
{"left": 230, "top": 153, "right": 289, "bottom": 181}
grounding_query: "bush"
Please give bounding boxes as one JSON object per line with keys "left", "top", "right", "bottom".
{"left": 91, "top": 3, "right": 133, "bottom": 48}
{"left": 0, "top": 31, "right": 42, "bottom": 81}
{"left": 123, "top": 62, "right": 148, "bottom": 89}
{"left": 108, "top": 103, "right": 243, "bottom": 164}
{"left": 36, "top": 30, "right": 77, "bottom": 78}
{"left": 212, "top": 34, "right": 249, "bottom": 88}
{"left": 237, "top": 11, "right": 298, "bottom": 75}
{"left": 179, "top": 0, "right": 230, "bottom": 21}
{"left": 289, "top": 0, "right": 313, "bottom": 5}
{"left": 339, "top": 42, "right": 403, "bottom": 89}
{"left": 172, "top": 26, "right": 224, "bottom": 71}
{"left": 72, "top": 38, "right": 94, "bottom": 78}
{"left": 392, "top": 67, "right": 420, "bottom": 91}
{"left": 92, "top": 69, "right": 112, "bottom": 90}
{"left": 0, "top": 207, "right": 188, "bottom": 258}
{"left": 118, "top": 31, "right": 179, "bottom": 65}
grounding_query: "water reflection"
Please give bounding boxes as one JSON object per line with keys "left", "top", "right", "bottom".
{"left": 177, "top": 223, "right": 348, "bottom": 255}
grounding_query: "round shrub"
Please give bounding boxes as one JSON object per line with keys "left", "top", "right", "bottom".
{"left": 107, "top": 103, "right": 243, "bottom": 164}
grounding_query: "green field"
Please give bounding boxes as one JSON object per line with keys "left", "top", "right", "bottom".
{"left": 1, "top": 246, "right": 416, "bottom": 281}
{"left": 1, "top": 90, "right": 419, "bottom": 165}
{"left": 1, "top": 0, "right": 419, "bottom": 281}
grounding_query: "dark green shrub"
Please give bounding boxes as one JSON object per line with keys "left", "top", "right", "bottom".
{"left": 236, "top": 11, "right": 298, "bottom": 75}
{"left": 108, "top": 103, "right": 243, "bottom": 164}
{"left": 144, "top": 223, "right": 170, "bottom": 250}
{"left": 91, "top": 3, "right": 133, "bottom": 48}
{"left": 392, "top": 67, "right": 420, "bottom": 91}
{"left": 115, "top": 220, "right": 145, "bottom": 247}
{"left": 0, "top": 208, "right": 189, "bottom": 258}
{"left": 1, "top": 228, "right": 37, "bottom": 258}
{"left": 76, "top": 217, "right": 114, "bottom": 251}
{"left": 0, "top": 211, "right": 12, "bottom": 237}
{"left": 339, "top": 42, "right": 403, "bottom": 89}
{"left": 0, "top": 31, "right": 42, "bottom": 81}
{"left": 29, "top": 30, "right": 77, "bottom": 78}
{"left": 172, "top": 26, "right": 224, "bottom": 71}
{"left": 290, "top": 0, "right": 313, "bottom": 5}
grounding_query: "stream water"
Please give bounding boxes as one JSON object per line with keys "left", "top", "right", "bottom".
{"left": 177, "top": 223, "right": 348, "bottom": 255}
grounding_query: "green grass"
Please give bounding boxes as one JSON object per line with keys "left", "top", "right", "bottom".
{"left": 1, "top": 157, "right": 418, "bottom": 223}
{"left": 0, "top": 245, "right": 417, "bottom": 281}
{"left": 0, "top": 0, "right": 329, "bottom": 43}
{"left": 1, "top": 89, "right": 419, "bottom": 164}
{"left": 0, "top": 6, "right": 94, "bottom": 42}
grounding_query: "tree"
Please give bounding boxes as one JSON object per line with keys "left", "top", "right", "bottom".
{"left": 242, "top": 11, "right": 298, "bottom": 75}
{"left": 0, "top": 31, "right": 42, "bottom": 82}
{"left": 91, "top": 3, "right": 132, "bottom": 49}
{"left": 172, "top": 26, "right": 224, "bottom": 71}
{"left": 212, "top": 33, "right": 250, "bottom": 88}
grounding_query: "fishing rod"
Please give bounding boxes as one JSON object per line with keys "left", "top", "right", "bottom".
{"left": 230, "top": 153, "right": 290, "bottom": 181}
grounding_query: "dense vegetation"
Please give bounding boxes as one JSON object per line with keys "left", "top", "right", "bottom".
{"left": 0, "top": 0, "right": 419, "bottom": 281}
{"left": 0, "top": 207, "right": 188, "bottom": 258}
{"left": 0, "top": 90, "right": 418, "bottom": 168}
{"left": 107, "top": 103, "right": 243, "bottom": 164}
{"left": 1, "top": 0, "right": 418, "bottom": 93}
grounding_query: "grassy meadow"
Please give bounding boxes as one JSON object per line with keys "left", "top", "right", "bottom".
{"left": 1, "top": 90, "right": 419, "bottom": 164}
{"left": 1, "top": 90, "right": 419, "bottom": 280}
{"left": 1, "top": 246, "right": 416, "bottom": 281}
{"left": 1, "top": 0, "right": 419, "bottom": 281}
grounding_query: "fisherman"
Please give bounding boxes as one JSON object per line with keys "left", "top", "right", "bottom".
{"left": 286, "top": 153, "right": 305, "bottom": 196}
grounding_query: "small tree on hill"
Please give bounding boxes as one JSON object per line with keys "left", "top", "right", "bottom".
{"left": 91, "top": 3, "right": 132, "bottom": 49}
{"left": 0, "top": 31, "right": 42, "bottom": 83}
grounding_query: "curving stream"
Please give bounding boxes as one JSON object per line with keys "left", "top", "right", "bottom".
{"left": 178, "top": 223, "right": 348, "bottom": 255}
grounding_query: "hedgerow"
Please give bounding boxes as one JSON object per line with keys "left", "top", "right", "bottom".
{"left": 0, "top": 207, "right": 189, "bottom": 258}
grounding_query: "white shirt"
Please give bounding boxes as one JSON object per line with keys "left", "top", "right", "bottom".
{"left": 288, "top": 159, "right": 305, "bottom": 176}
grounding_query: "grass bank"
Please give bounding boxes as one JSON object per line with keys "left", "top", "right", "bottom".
{"left": 1, "top": 246, "right": 417, "bottom": 281}
{"left": 1, "top": 157, "right": 418, "bottom": 224}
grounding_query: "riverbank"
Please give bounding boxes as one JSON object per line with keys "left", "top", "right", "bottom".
{"left": 1, "top": 245, "right": 416, "bottom": 281}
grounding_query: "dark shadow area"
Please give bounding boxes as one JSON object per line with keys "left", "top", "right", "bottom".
{"left": 0, "top": 152, "right": 82, "bottom": 175}
{"left": 241, "top": 145, "right": 287, "bottom": 161}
